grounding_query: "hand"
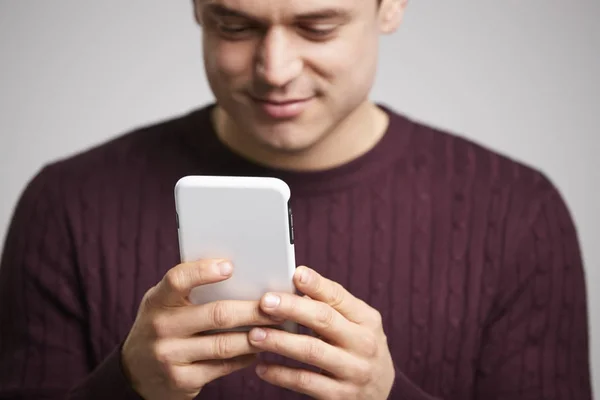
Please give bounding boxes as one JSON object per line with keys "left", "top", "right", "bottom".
{"left": 121, "top": 259, "right": 281, "bottom": 400}
{"left": 247, "top": 266, "right": 395, "bottom": 400}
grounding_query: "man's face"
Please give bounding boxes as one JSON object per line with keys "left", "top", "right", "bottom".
{"left": 195, "top": 0, "right": 402, "bottom": 154}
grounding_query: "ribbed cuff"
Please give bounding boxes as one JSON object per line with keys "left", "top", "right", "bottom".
{"left": 389, "top": 363, "right": 440, "bottom": 400}
{"left": 68, "top": 344, "right": 144, "bottom": 400}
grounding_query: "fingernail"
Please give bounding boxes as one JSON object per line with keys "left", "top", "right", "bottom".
{"left": 256, "top": 364, "right": 268, "bottom": 376}
{"left": 297, "top": 267, "right": 309, "bottom": 284}
{"left": 249, "top": 328, "right": 267, "bottom": 341}
{"left": 263, "top": 294, "right": 280, "bottom": 308}
{"left": 218, "top": 261, "right": 233, "bottom": 276}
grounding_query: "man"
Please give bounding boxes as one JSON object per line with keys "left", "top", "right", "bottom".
{"left": 0, "top": 0, "right": 592, "bottom": 399}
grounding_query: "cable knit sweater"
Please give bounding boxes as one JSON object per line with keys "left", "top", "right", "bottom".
{"left": 0, "top": 104, "right": 592, "bottom": 399}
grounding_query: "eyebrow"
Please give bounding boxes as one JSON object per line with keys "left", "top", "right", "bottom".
{"left": 204, "top": 4, "right": 254, "bottom": 20}
{"left": 295, "top": 8, "right": 352, "bottom": 22}
{"left": 203, "top": 4, "right": 352, "bottom": 23}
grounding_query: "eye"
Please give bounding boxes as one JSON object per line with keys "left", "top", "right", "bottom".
{"left": 218, "top": 23, "right": 251, "bottom": 34}
{"left": 211, "top": 17, "right": 258, "bottom": 40}
{"left": 299, "top": 25, "right": 338, "bottom": 40}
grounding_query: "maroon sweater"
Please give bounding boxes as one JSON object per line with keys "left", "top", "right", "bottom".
{"left": 0, "top": 104, "right": 591, "bottom": 399}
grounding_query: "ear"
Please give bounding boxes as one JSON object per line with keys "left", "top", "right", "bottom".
{"left": 193, "top": 0, "right": 202, "bottom": 26}
{"left": 378, "top": 0, "right": 408, "bottom": 34}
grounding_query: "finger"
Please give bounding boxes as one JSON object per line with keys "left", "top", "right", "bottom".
{"left": 294, "top": 266, "right": 374, "bottom": 325}
{"left": 150, "top": 259, "right": 233, "bottom": 307}
{"left": 248, "top": 328, "right": 368, "bottom": 382}
{"left": 199, "top": 299, "right": 285, "bottom": 333}
{"left": 170, "top": 354, "right": 256, "bottom": 391}
{"left": 257, "top": 292, "right": 362, "bottom": 348}
{"left": 152, "top": 300, "right": 281, "bottom": 337}
{"left": 201, "top": 354, "right": 257, "bottom": 383}
{"left": 255, "top": 363, "right": 348, "bottom": 400}
{"left": 155, "top": 333, "right": 261, "bottom": 363}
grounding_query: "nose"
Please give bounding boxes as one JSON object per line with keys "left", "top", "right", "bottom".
{"left": 255, "top": 27, "right": 303, "bottom": 88}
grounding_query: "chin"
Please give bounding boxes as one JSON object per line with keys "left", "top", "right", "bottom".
{"left": 252, "top": 122, "right": 324, "bottom": 154}
{"left": 217, "top": 96, "right": 333, "bottom": 154}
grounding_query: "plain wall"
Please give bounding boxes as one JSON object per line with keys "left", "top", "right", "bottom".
{"left": 1, "top": 0, "right": 598, "bottom": 395}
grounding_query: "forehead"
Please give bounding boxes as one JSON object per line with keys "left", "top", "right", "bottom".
{"left": 201, "top": 0, "right": 367, "bottom": 21}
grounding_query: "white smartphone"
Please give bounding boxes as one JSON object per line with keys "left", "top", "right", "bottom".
{"left": 174, "top": 175, "right": 297, "bottom": 332}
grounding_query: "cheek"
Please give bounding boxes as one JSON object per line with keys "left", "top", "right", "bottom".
{"left": 306, "top": 32, "right": 379, "bottom": 89}
{"left": 204, "top": 38, "right": 255, "bottom": 83}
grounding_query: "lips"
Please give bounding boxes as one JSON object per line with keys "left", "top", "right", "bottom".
{"left": 250, "top": 96, "right": 314, "bottom": 119}
{"left": 253, "top": 97, "right": 312, "bottom": 105}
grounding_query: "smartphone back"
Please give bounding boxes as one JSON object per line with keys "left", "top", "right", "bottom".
{"left": 174, "top": 175, "right": 296, "bottom": 306}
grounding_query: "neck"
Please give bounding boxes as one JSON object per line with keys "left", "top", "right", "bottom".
{"left": 212, "top": 101, "right": 389, "bottom": 172}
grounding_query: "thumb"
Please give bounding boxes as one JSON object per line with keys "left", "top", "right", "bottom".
{"left": 152, "top": 259, "right": 233, "bottom": 307}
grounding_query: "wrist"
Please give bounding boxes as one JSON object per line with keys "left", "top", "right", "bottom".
{"left": 119, "top": 338, "right": 145, "bottom": 396}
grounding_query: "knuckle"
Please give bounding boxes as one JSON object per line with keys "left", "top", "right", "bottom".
{"left": 211, "top": 302, "right": 233, "bottom": 328}
{"left": 311, "top": 275, "right": 325, "bottom": 295}
{"left": 150, "top": 314, "right": 171, "bottom": 338}
{"left": 361, "top": 331, "right": 379, "bottom": 358}
{"left": 165, "top": 364, "right": 185, "bottom": 389}
{"left": 286, "top": 295, "right": 300, "bottom": 314}
{"left": 304, "top": 341, "right": 324, "bottom": 364}
{"left": 327, "top": 282, "right": 346, "bottom": 308}
{"left": 370, "top": 309, "right": 384, "bottom": 327}
{"left": 315, "top": 305, "right": 335, "bottom": 330}
{"left": 212, "top": 334, "right": 234, "bottom": 359}
{"left": 381, "top": 331, "right": 389, "bottom": 348}
{"left": 251, "top": 304, "right": 267, "bottom": 324}
{"left": 141, "top": 289, "right": 157, "bottom": 311}
{"left": 219, "top": 359, "right": 237, "bottom": 375}
{"left": 340, "top": 385, "right": 361, "bottom": 400}
{"left": 169, "top": 366, "right": 204, "bottom": 392}
{"left": 270, "top": 335, "right": 285, "bottom": 354}
{"left": 294, "top": 370, "right": 313, "bottom": 390}
{"left": 164, "top": 269, "right": 186, "bottom": 293}
{"left": 352, "top": 360, "right": 373, "bottom": 386}
{"left": 172, "top": 375, "right": 192, "bottom": 391}
{"left": 152, "top": 341, "right": 172, "bottom": 364}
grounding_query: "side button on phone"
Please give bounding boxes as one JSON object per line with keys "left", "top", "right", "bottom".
{"left": 288, "top": 204, "right": 294, "bottom": 245}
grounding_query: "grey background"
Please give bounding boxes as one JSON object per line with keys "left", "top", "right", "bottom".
{"left": 0, "top": 0, "right": 598, "bottom": 394}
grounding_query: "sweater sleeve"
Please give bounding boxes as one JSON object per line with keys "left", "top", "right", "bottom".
{"left": 0, "top": 165, "right": 142, "bottom": 400}
{"left": 473, "top": 178, "right": 592, "bottom": 399}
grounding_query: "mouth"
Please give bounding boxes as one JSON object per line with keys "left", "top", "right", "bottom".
{"left": 253, "top": 97, "right": 312, "bottom": 105}
{"left": 249, "top": 95, "right": 314, "bottom": 119}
